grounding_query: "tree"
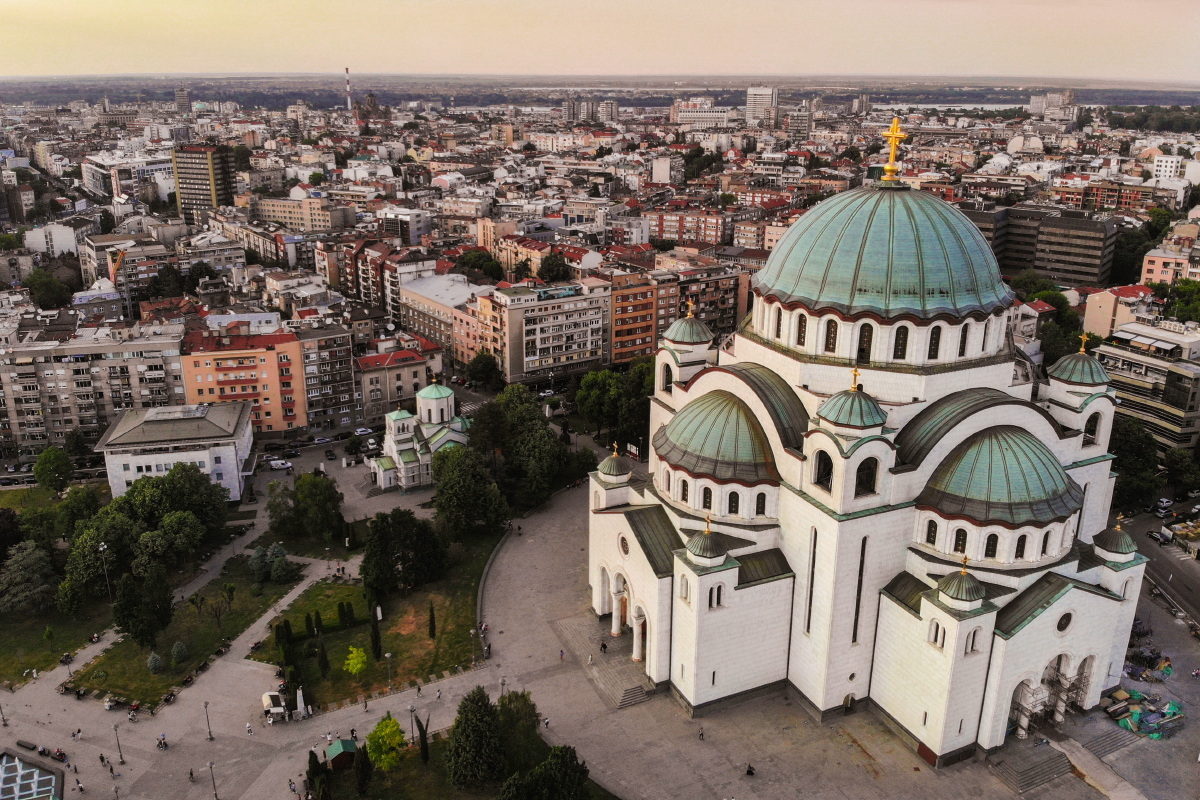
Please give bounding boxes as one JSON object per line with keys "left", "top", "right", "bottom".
{"left": 445, "top": 686, "right": 506, "bottom": 788}
{"left": 1147, "top": 208, "right": 1173, "bottom": 239}
{"left": 57, "top": 485, "right": 101, "bottom": 543}
{"left": 267, "top": 481, "right": 301, "bottom": 540}
{"left": 365, "top": 711, "right": 406, "bottom": 771}
{"left": 429, "top": 600, "right": 436, "bottom": 639}
{"left": 147, "top": 651, "right": 162, "bottom": 674}
{"left": 317, "top": 640, "right": 330, "bottom": 678}
{"left": 294, "top": 474, "right": 344, "bottom": 543}
{"left": 189, "top": 594, "right": 207, "bottom": 620}
{"left": 361, "top": 514, "right": 400, "bottom": 599}
{"left": 0, "top": 541, "right": 58, "bottom": 613}
{"left": 314, "top": 609, "right": 324, "bottom": 636}
{"left": 537, "top": 253, "right": 571, "bottom": 283}
{"left": 34, "top": 447, "right": 73, "bottom": 492}
{"left": 353, "top": 745, "right": 374, "bottom": 795}
{"left": 469, "top": 401, "right": 508, "bottom": 473}
{"left": 305, "top": 612, "right": 315, "bottom": 638}
{"left": 513, "top": 258, "right": 532, "bottom": 281}
{"left": 249, "top": 547, "right": 272, "bottom": 583}
{"left": 1163, "top": 448, "right": 1200, "bottom": 496}
{"left": 466, "top": 352, "right": 504, "bottom": 391}
{"left": 1110, "top": 415, "right": 1161, "bottom": 511}
{"left": 132, "top": 510, "right": 205, "bottom": 575}
{"left": 345, "top": 435, "right": 363, "bottom": 456}
{"left": 432, "top": 447, "right": 509, "bottom": 535}
{"left": 0, "top": 509, "right": 23, "bottom": 566}
{"left": 308, "top": 172, "right": 325, "bottom": 186}
{"left": 58, "top": 507, "right": 143, "bottom": 611}
{"left": 415, "top": 713, "right": 431, "bottom": 765}
{"left": 345, "top": 646, "right": 368, "bottom": 678}
{"left": 210, "top": 582, "right": 236, "bottom": 630}
{"left": 497, "top": 690, "right": 543, "bottom": 774}
{"left": 369, "top": 615, "right": 382, "bottom": 661}
{"left": 24, "top": 269, "right": 72, "bottom": 309}
{"left": 171, "top": 640, "right": 188, "bottom": 667}
{"left": 499, "top": 746, "right": 590, "bottom": 800}
{"left": 63, "top": 427, "right": 90, "bottom": 457}
{"left": 112, "top": 563, "right": 173, "bottom": 649}
{"left": 576, "top": 370, "right": 621, "bottom": 440}
{"left": 307, "top": 750, "right": 327, "bottom": 792}
{"left": 1010, "top": 269, "right": 1058, "bottom": 300}
{"left": 271, "top": 555, "right": 298, "bottom": 583}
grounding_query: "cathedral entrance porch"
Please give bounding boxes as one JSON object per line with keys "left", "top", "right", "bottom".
{"left": 551, "top": 611, "right": 655, "bottom": 710}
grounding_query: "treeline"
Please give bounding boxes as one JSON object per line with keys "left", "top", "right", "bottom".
{"left": 1107, "top": 105, "right": 1200, "bottom": 133}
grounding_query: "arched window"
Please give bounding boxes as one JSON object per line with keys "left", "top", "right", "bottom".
{"left": 928, "top": 326, "right": 942, "bottom": 360}
{"left": 854, "top": 458, "right": 878, "bottom": 496}
{"left": 796, "top": 314, "right": 807, "bottom": 346}
{"left": 755, "top": 492, "right": 767, "bottom": 516}
{"left": 958, "top": 325, "right": 970, "bottom": 358}
{"left": 893, "top": 325, "right": 909, "bottom": 360}
{"left": 727, "top": 492, "right": 739, "bottom": 515}
{"left": 926, "top": 520, "right": 938, "bottom": 545}
{"left": 708, "top": 586, "right": 714, "bottom": 608}
{"left": 813, "top": 451, "right": 833, "bottom": 492}
{"left": 662, "top": 470, "right": 670, "bottom": 492}
{"left": 716, "top": 585, "right": 723, "bottom": 606}
{"left": 1041, "top": 531, "right": 1051, "bottom": 555}
{"left": 1015, "top": 534, "right": 1027, "bottom": 559}
{"left": 953, "top": 528, "right": 967, "bottom": 553}
{"left": 929, "top": 620, "right": 943, "bottom": 647}
{"left": 1121, "top": 579, "right": 1131, "bottom": 600}
{"left": 984, "top": 533, "right": 998, "bottom": 558}
{"left": 982, "top": 320, "right": 990, "bottom": 352}
{"left": 824, "top": 320, "right": 838, "bottom": 353}
{"left": 1084, "top": 412, "right": 1100, "bottom": 446}
{"left": 662, "top": 364, "right": 674, "bottom": 394}
{"left": 702, "top": 487, "right": 712, "bottom": 510}
{"left": 439, "top": 407, "right": 446, "bottom": 423}
{"left": 679, "top": 575, "right": 689, "bottom": 600}
{"left": 856, "top": 324, "right": 873, "bottom": 364}
{"left": 680, "top": 480, "right": 689, "bottom": 503}
{"left": 966, "top": 628, "right": 980, "bottom": 654}
{"left": 774, "top": 307, "right": 783, "bottom": 339}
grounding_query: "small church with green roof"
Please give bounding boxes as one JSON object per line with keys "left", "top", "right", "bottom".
{"left": 369, "top": 380, "right": 470, "bottom": 491}
{"left": 588, "top": 124, "right": 1144, "bottom": 768}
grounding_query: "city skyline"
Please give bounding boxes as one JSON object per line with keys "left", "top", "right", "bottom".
{"left": 3, "top": 0, "right": 1199, "bottom": 83}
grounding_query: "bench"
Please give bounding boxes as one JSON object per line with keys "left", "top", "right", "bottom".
{"left": 15, "top": 740, "right": 35, "bottom": 751}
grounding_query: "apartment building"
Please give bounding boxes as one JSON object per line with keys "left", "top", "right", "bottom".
{"left": 172, "top": 145, "right": 236, "bottom": 224}
{"left": 745, "top": 86, "right": 778, "bottom": 122}
{"left": 1082, "top": 285, "right": 1156, "bottom": 339}
{"left": 294, "top": 323, "right": 357, "bottom": 430}
{"left": 0, "top": 321, "right": 187, "bottom": 458}
{"left": 642, "top": 207, "right": 737, "bottom": 245}
{"left": 182, "top": 325, "right": 306, "bottom": 435}
{"left": 376, "top": 207, "right": 433, "bottom": 245}
{"left": 176, "top": 231, "right": 246, "bottom": 273}
{"left": 355, "top": 335, "right": 442, "bottom": 424}
{"left": 1140, "top": 243, "right": 1195, "bottom": 285}
{"left": 394, "top": 274, "right": 491, "bottom": 368}
{"left": 494, "top": 235, "right": 551, "bottom": 272}
{"left": 609, "top": 271, "right": 678, "bottom": 364}
{"left": 1095, "top": 320, "right": 1200, "bottom": 454}
{"left": 241, "top": 195, "right": 356, "bottom": 231}
{"left": 477, "top": 279, "right": 611, "bottom": 384}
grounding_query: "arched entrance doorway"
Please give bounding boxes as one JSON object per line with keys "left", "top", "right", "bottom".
{"left": 1008, "top": 679, "right": 1050, "bottom": 739}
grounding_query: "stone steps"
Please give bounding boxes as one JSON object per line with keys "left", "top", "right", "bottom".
{"left": 987, "top": 749, "right": 1073, "bottom": 794}
{"left": 1082, "top": 727, "right": 1141, "bottom": 760}
{"left": 617, "top": 686, "right": 648, "bottom": 709}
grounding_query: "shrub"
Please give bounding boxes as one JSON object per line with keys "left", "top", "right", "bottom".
{"left": 170, "top": 641, "right": 187, "bottom": 666}
{"left": 147, "top": 652, "right": 162, "bottom": 674}
{"left": 447, "top": 541, "right": 466, "bottom": 566}
{"left": 272, "top": 556, "right": 298, "bottom": 583}
{"left": 250, "top": 583, "right": 263, "bottom": 597}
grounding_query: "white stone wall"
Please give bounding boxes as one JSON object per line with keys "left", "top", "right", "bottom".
{"left": 107, "top": 441, "right": 242, "bottom": 500}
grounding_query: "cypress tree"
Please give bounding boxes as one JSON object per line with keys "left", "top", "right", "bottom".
{"left": 369, "top": 615, "right": 382, "bottom": 661}
{"left": 353, "top": 744, "right": 374, "bottom": 795}
{"left": 445, "top": 686, "right": 506, "bottom": 788}
{"left": 282, "top": 618, "right": 293, "bottom": 643}
{"left": 428, "top": 600, "right": 436, "bottom": 639}
{"left": 314, "top": 610, "right": 324, "bottom": 636}
{"left": 317, "top": 640, "right": 330, "bottom": 678}
{"left": 305, "top": 612, "right": 315, "bottom": 638}
{"left": 306, "top": 750, "right": 325, "bottom": 789}
{"left": 415, "top": 713, "right": 430, "bottom": 766}
{"left": 345, "top": 601, "right": 355, "bottom": 625}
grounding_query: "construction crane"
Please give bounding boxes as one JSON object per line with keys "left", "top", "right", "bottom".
{"left": 109, "top": 247, "right": 135, "bottom": 320}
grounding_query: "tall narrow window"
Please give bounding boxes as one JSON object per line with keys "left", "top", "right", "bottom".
{"left": 928, "top": 326, "right": 942, "bottom": 360}
{"left": 727, "top": 492, "right": 739, "bottom": 515}
{"left": 805, "top": 528, "right": 818, "bottom": 634}
{"left": 755, "top": 492, "right": 767, "bottom": 516}
{"left": 702, "top": 487, "right": 712, "bottom": 510}
{"left": 708, "top": 587, "right": 714, "bottom": 608}
{"left": 680, "top": 480, "right": 688, "bottom": 503}
{"left": 1084, "top": 413, "right": 1100, "bottom": 446}
{"left": 716, "top": 585, "right": 723, "bottom": 606}
{"left": 856, "top": 324, "right": 873, "bottom": 364}
{"left": 982, "top": 320, "right": 990, "bottom": 352}
{"left": 814, "top": 451, "right": 833, "bottom": 492}
{"left": 1041, "top": 531, "right": 1051, "bottom": 555}
{"left": 662, "top": 471, "right": 670, "bottom": 492}
{"left": 984, "top": 533, "right": 998, "bottom": 558}
{"left": 774, "top": 307, "right": 783, "bottom": 339}
{"left": 852, "top": 537, "right": 867, "bottom": 643}
{"left": 953, "top": 528, "right": 967, "bottom": 553}
{"left": 1015, "top": 534, "right": 1027, "bottom": 559}
{"left": 958, "top": 325, "right": 969, "bottom": 358}
{"left": 824, "top": 320, "right": 838, "bottom": 353}
{"left": 855, "top": 458, "right": 878, "bottom": 496}
{"left": 926, "top": 520, "right": 938, "bottom": 546}
{"left": 662, "top": 364, "right": 673, "bottom": 394}
{"left": 893, "top": 325, "right": 909, "bottom": 359}
{"left": 796, "top": 315, "right": 807, "bottom": 346}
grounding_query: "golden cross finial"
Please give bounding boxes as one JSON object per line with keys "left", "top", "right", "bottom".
{"left": 687, "top": 299, "right": 695, "bottom": 318}
{"left": 1115, "top": 514, "right": 1123, "bottom": 531}
{"left": 1079, "top": 336, "right": 1088, "bottom": 354}
{"left": 704, "top": 515, "right": 711, "bottom": 535}
{"left": 850, "top": 366, "right": 860, "bottom": 392}
{"left": 881, "top": 117, "right": 905, "bottom": 182}
{"left": 961, "top": 555, "right": 969, "bottom": 575}
{"left": 613, "top": 441, "right": 619, "bottom": 457}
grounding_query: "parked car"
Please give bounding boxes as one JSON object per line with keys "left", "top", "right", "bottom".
{"left": 1157, "top": 498, "right": 1174, "bottom": 508}
{"left": 282, "top": 449, "right": 300, "bottom": 458}
{"left": 354, "top": 427, "right": 373, "bottom": 437}
{"left": 314, "top": 437, "right": 334, "bottom": 444}
{"left": 538, "top": 389, "right": 554, "bottom": 398}
{"left": 325, "top": 449, "right": 336, "bottom": 461}
{"left": 264, "top": 442, "right": 285, "bottom": 452}
{"left": 1188, "top": 489, "right": 1200, "bottom": 499}
{"left": 0, "top": 478, "right": 13, "bottom": 486}
{"left": 270, "top": 461, "right": 292, "bottom": 471}
{"left": 20, "top": 463, "right": 33, "bottom": 473}
{"left": 366, "top": 438, "right": 378, "bottom": 450}
{"left": 333, "top": 432, "right": 351, "bottom": 441}
{"left": 5, "top": 464, "right": 15, "bottom": 473}
{"left": 1155, "top": 508, "right": 1171, "bottom": 519}
{"left": 23, "top": 476, "right": 37, "bottom": 485}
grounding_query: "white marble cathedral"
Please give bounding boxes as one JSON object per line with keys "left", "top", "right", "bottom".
{"left": 587, "top": 123, "right": 1146, "bottom": 767}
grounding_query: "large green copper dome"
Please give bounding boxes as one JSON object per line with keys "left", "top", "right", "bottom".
{"left": 917, "top": 426, "right": 1084, "bottom": 527}
{"left": 653, "top": 390, "right": 778, "bottom": 484}
{"left": 1047, "top": 351, "right": 1110, "bottom": 386}
{"left": 752, "top": 184, "right": 1014, "bottom": 320}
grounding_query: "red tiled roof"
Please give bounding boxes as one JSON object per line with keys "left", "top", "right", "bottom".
{"left": 355, "top": 349, "right": 423, "bottom": 370}
{"left": 1026, "top": 300, "right": 1056, "bottom": 313}
{"left": 1109, "top": 285, "right": 1153, "bottom": 299}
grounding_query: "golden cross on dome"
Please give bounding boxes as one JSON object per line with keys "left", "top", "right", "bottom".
{"left": 687, "top": 299, "right": 695, "bottom": 318}
{"left": 704, "top": 515, "right": 711, "bottom": 534}
{"left": 961, "top": 555, "right": 969, "bottom": 575}
{"left": 613, "top": 441, "right": 619, "bottom": 457}
{"left": 1079, "top": 336, "right": 1088, "bottom": 354}
{"left": 850, "top": 366, "right": 860, "bottom": 392}
{"left": 881, "top": 117, "right": 905, "bottom": 182}
{"left": 1115, "top": 514, "right": 1123, "bottom": 530}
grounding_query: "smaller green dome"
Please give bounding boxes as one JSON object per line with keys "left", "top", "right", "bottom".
{"left": 417, "top": 382, "right": 454, "bottom": 400}
{"left": 598, "top": 453, "right": 633, "bottom": 476}
{"left": 686, "top": 528, "right": 728, "bottom": 560}
{"left": 663, "top": 315, "right": 714, "bottom": 345}
{"left": 938, "top": 570, "right": 986, "bottom": 602}
{"left": 1093, "top": 525, "right": 1137, "bottom": 555}
{"left": 1047, "top": 351, "right": 1110, "bottom": 386}
{"left": 818, "top": 389, "right": 887, "bottom": 428}
{"left": 653, "top": 390, "right": 778, "bottom": 483}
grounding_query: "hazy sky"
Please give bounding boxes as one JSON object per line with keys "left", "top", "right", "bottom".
{"left": 2, "top": 0, "right": 1197, "bottom": 83}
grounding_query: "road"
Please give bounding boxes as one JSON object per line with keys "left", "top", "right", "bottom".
{"left": 1120, "top": 509, "right": 1200, "bottom": 622}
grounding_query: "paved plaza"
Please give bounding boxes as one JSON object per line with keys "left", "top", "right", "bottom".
{"left": 2, "top": 436, "right": 1199, "bottom": 799}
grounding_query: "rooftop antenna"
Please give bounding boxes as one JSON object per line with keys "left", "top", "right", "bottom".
{"left": 345, "top": 68, "right": 352, "bottom": 113}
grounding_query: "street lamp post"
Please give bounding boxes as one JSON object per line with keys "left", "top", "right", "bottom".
{"left": 204, "top": 700, "right": 213, "bottom": 740}
{"left": 208, "top": 761, "right": 219, "bottom": 800}
{"left": 384, "top": 653, "right": 392, "bottom": 692}
{"left": 112, "top": 723, "right": 124, "bottom": 765}
{"left": 98, "top": 542, "right": 113, "bottom": 604}
{"left": 408, "top": 704, "right": 415, "bottom": 745}
{"left": 500, "top": 677, "right": 506, "bottom": 697}
{"left": 0, "top": 701, "right": 7, "bottom": 726}
{"left": 470, "top": 629, "right": 477, "bottom": 665}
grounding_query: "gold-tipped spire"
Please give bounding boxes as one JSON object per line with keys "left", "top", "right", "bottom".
{"left": 1115, "top": 513, "right": 1123, "bottom": 531}
{"left": 881, "top": 117, "right": 905, "bottom": 182}
{"left": 850, "top": 366, "right": 860, "bottom": 392}
{"left": 704, "top": 515, "right": 711, "bottom": 535}
{"left": 687, "top": 299, "right": 695, "bottom": 318}
{"left": 961, "top": 555, "right": 969, "bottom": 575}
{"left": 612, "top": 441, "right": 619, "bottom": 457}
{"left": 1079, "top": 336, "right": 1088, "bottom": 354}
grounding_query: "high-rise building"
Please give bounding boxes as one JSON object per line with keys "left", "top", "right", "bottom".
{"left": 174, "top": 85, "right": 191, "bottom": 116}
{"left": 598, "top": 100, "right": 619, "bottom": 123}
{"left": 172, "top": 145, "right": 235, "bottom": 225}
{"left": 855, "top": 93, "right": 871, "bottom": 115}
{"left": 745, "top": 86, "right": 778, "bottom": 123}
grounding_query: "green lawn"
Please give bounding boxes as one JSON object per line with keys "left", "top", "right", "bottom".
{"left": 70, "top": 556, "right": 300, "bottom": 703}
{"left": 329, "top": 733, "right": 621, "bottom": 800}
{"left": 249, "top": 516, "right": 365, "bottom": 562}
{"left": 0, "top": 483, "right": 112, "bottom": 511}
{"left": 0, "top": 601, "right": 112, "bottom": 687}
{"left": 266, "top": 531, "right": 500, "bottom": 708}
{"left": 227, "top": 509, "right": 259, "bottom": 521}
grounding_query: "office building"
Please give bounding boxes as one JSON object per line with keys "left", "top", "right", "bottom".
{"left": 174, "top": 85, "right": 191, "bottom": 116}
{"left": 959, "top": 204, "right": 1117, "bottom": 287}
{"left": 172, "top": 145, "right": 236, "bottom": 224}
{"left": 745, "top": 86, "right": 778, "bottom": 123}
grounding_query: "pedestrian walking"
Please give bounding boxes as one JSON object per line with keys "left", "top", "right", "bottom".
{"left": 560, "top": 650, "right": 564, "bottom": 661}
{"left": 350, "top": 728, "right": 357, "bottom": 741}
{"left": 334, "top": 731, "right": 340, "bottom": 741}
{"left": 600, "top": 641, "right": 607, "bottom": 654}
{"left": 416, "top": 685, "right": 421, "bottom": 696}
{"left": 326, "top": 732, "right": 332, "bottom": 745}
{"left": 108, "top": 765, "right": 114, "bottom": 778}
{"left": 543, "top": 717, "right": 550, "bottom": 728}
{"left": 588, "top": 654, "right": 593, "bottom": 665}
{"left": 98, "top": 755, "right": 105, "bottom": 765}
{"left": 698, "top": 727, "right": 704, "bottom": 740}
{"left": 72, "top": 731, "right": 77, "bottom": 742}
{"left": 362, "top": 699, "right": 368, "bottom": 711}
{"left": 437, "top": 689, "right": 441, "bottom": 700}
{"left": 75, "top": 778, "right": 84, "bottom": 793}
{"left": 246, "top": 723, "right": 253, "bottom": 735}
{"left": 517, "top": 525, "right": 522, "bottom": 536}
{"left": 76, "top": 729, "right": 82, "bottom": 741}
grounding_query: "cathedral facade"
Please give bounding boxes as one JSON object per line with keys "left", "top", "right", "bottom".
{"left": 587, "top": 143, "right": 1144, "bottom": 766}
